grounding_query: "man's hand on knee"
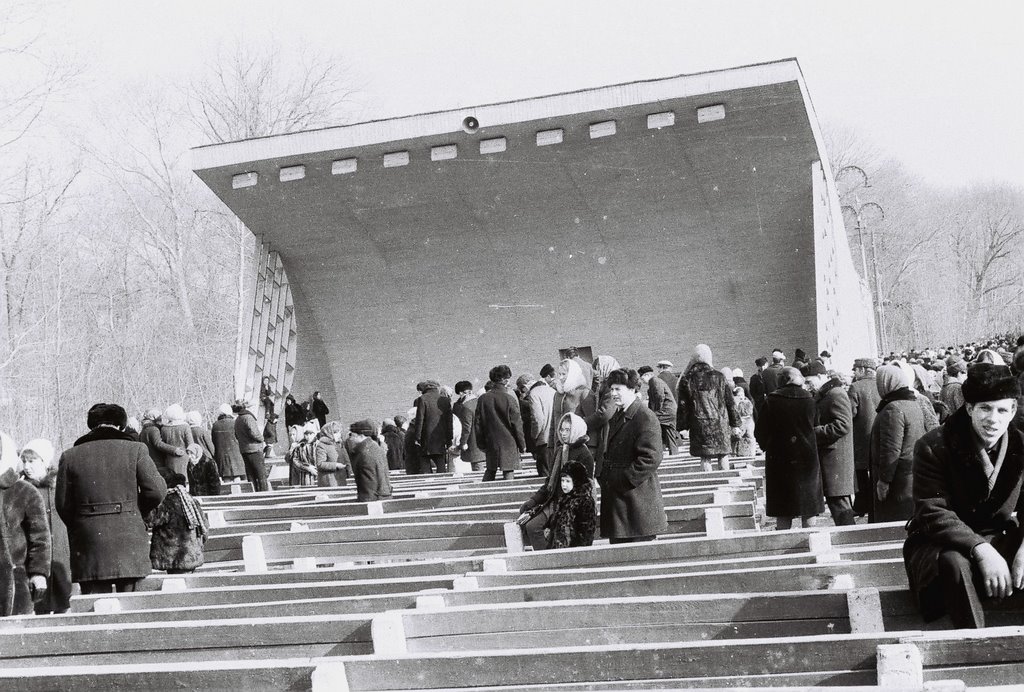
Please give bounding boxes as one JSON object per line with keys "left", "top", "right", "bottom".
{"left": 1011, "top": 543, "right": 1024, "bottom": 591}
{"left": 974, "top": 542, "right": 1012, "bottom": 598}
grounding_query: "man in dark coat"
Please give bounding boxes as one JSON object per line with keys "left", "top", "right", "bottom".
{"left": 349, "top": 420, "right": 392, "bottom": 502}
{"left": 655, "top": 360, "right": 679, "bottom": 397}
{"left": 903, "top": 363, "right": 1022, "bottom": 629}
{"left": 848, "top": 357, "right": 881, "bottom": 516}
{"left": 639, "top": 366, "right": 680, "bottom": 455}
{"left": 411, "top": 381, "right": 454, "bottom": 474}
{"left": 749, "top": 357, "right": 768, "bottom": 421}
{"left": 805, "top": 361, "right": 856, "bottom": 526}
{"left": 233, "top": 400, "right": 268, "bottom": 491}
{"left": 451, "top": 382, "right": 485, "bottom": 471}
{"left": 599, "top": 369, "right": 667, "bottom": 543}
{"left": 760, "top": 350, "right": 786, "bottom": 397}
{"left": 474, "top": 365, "right": 526, "bottom": 482}
{"left": 0, "top": 432, "right": 50, "bottom": 615}
{"left": 55, "top": 403, "right": 166, "bottom": 594}
{"left": 755, "top": 368, "right": 824, "bottom": 530}
{"left": 211, "top": 404, "right": 245, "bottom": 481}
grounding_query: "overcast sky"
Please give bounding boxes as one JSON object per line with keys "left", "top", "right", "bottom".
{"left": 44, "top": 0, "right": 1024, "bottom": 188}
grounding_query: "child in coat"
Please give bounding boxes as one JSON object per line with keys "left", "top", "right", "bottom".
{"left": 547, "top": 460, "right": 597, "bottom": 549}
{"left": 149, "top": 474, "right": 208, "bottom": 574}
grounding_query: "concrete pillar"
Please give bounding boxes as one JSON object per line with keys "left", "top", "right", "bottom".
{"left": 828, "top": 574, "right": 855, "bottom": 590}
{"left": 876, "top": 643, "right": 923, "bottom": 688}
{"left": 371, "top": 611, "right": 408, "bottom": 656}
{"left": 415, "top": 594, "right": 447, "bottom": 610}
{"left": 290, "top": 521, "right": 308, "bottom": 532}
{"left": 366, "top": 501, "right": 385, "bottom": 516}
{"left": 310, "top": 660, "right": 350, "bottom": 692}
{"left": 846, "top": 587, "right": 884, "bottom": 633}
{"left": 93, "top": 598, "right": 122, "bottom": 613}
{"left": 160, "top": 578, "right": 188, "bottom": 592}
{"left": 808, "top": 531, "right": 832, "bottom": 554}
{"left": 293, "top": 557, "right": 317, "bottom": 571}
{"left": 503, "top": 522, "right": 525, "bottom": 553}
{"left": 242, "top": 534, "right": 268, "bottom": 573}
{"left": 453, "top": 576, "right": 479, "bottom": 591}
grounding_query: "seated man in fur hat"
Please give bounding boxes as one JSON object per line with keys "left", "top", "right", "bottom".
{"left": 904, "top": 363, "right": 1023, "bottom": 628}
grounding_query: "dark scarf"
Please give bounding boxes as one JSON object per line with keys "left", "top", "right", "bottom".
{"left": 73, "top": 426, "right": 137, "bottom": 447}
{"left": 876, "top": 387, "right": 917, "bottom": 413}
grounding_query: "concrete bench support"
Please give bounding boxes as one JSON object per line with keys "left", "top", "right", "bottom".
{"left": 846, "top": 587, "right": 884, "bottom": 634}
{"left": 242, "top": 534, "right": 268, "bottom": 573}
{"left": 876, "top": 643, "right": 923, "bottom": 688}
{"left": 92, "top": 597, "right": 121, "bottom": 613}
{"left": 206, "top": 510, "right": 226, "bottom": 528}
{"left": 311, "top": 659, "right": 351, "bottom": 692}
{"left": 160, "top": 578, "right": 188, "bottom": 592}
{"left": 482, "top": 558, "right": 508, "bottom": 573}
{"left": 366, "top": 501, "right": 384, "bottom": 516}
{"left": 808, "top": 531, "right": 833, "bottom": 555}
{"left": 503, "top": 522, "right": 525, "bottom": 553}
{"left": 371, "top": 611, "right": 408, "bottom": 656}
{"left": 704, "top": 507, "right": 726, "bottom": 538}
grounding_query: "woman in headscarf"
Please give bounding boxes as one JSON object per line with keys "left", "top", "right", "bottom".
{"left": 158, "top": 404, "right": 195, "bottom": 479}
{"left": 19, "top": 438, "right": 71, "bottom": 614}
{"left": 184, "top": 411, "right": 220, "bottom": 497}
{"left": 869, "top": 363, "right": 928, "bottom": 522}
{"left": 314, "top": 421, "right": 349, "bottom": 487}
{"left": 677, "top": 344, "right": 741, "bottom": 472}
{"left": 546, "top": 359, "right": 594, "bottom": 447}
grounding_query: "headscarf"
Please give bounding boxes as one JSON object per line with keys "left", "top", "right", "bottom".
{"left": 975, "top": 349, "right": 1006, "bottom": 365}
{"left": 876, "top": 364, "right": 909, "bottom": 398}
{"left": 185, "top": 411, "right": 203, "bottom": 427}
{"left": 217, "top": 403, "right": 233, "bottom": 418}
{"left": 693, "top": 344, "right": 714, "bottom": 366}
{"left": 720, "top": 366, "right": 734, "bottom": 382}
{"left": 20, "top": 439, "right": 55, "bottom": 467}
{"left": 557, "top": 412, "right": 588, "bottom": 445}
{"left": 162, "top": 404, "right": 186, "bottom": 426}
{"left": 592, "top": 355, "right": 621, "bottom": 384}
{"left": 318, "top": 421, "right": 343, "bottom": 441}
{"left": 558, "top": 359, "right": 588, "bottom": 392}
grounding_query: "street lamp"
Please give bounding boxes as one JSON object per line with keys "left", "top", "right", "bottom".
{"left": 837, "top": 166, "right": 886, "bottom": 355}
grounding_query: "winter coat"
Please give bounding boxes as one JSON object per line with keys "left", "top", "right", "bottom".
{"left": 452, "top": 396, "right": 485, "bottom": 465}
{"left": 474, "top": 384, "right": 526, "bottom": 472}
{"left": 233, "top": 411, "right": 264, "bottom": 455}
{"left": 903, "top": 408, "right": 1024, "bottom": 620}
{"left": 548, "top": 386, "right": 594, "bottom": 448}
{"left": 380, "top": 424, "right": 406, "bottom": 471}
{"left": 24, "top": 469, "right": 71, "bottom": 614}
{"left": 148, "top": 489, "right": 208, "bottom": 572}
{"left": 187, "top": 425, "right": 222, "bottom": 497}
{"left": 157, "top": 424, "right": 194, "bottom": 478}
{"left": 138, "top": 423, "right": 164, "bottom": 467}
{"left": 939, "top": 379, "right": 965, "bottom": 416}
{"left": 677, "top": 362, "right": 740, "bottom": 457}
{"left": 211, "top": 414, "right": 246, "bottom": 478}
{"left": 647, "top": 375, "right": 678, "bottom": 427}
{"left": 412, "top": 388, "right": 454, "bottom": 456}
{"left": 521, "top": 414, "right": 594, "bottom": 513}
{"left": 814, "top": 378, "right": 857, "bottom": 497}
{"left": 284, "top": 400, "right": 305, "bottom": 429}
{"left": 403, "top": 427, "right": 424, "bottom": 475}
{"left": 314, "top": 436, "right": 349, "bottom": 487}
{"left": 749, "top": 371, "right": 766, "bottom": 416}
{"left": 550, "top": 479, "right": 598, "bottom": 549}
{"left": 286, "top": 441, "right": 318, "bottom": 486}
{"left": 917, "top": 393, "right": 941, "bottom": 433}
{"left": 351, "top": 439, "right": 392, "bottom": 502}
{"left": 755, "top": 384, "right": 824, "bottom": 519}
{"left": 56, "top": 427, "right": 167, "bottom": 582}
{"left": 598, "top": 399, "right": 668, "bottom": 539}
{"left": 657, "top": 370, "right": 679, "bottom": 398}
{"left": 760, "top": 363, "right": 785, "bottom": 396}
{"left": 732, "top": 396, "right": 756, "bottom": 457}
{"left": 527, "top": 381, "right": 556, "bottom": 448}
{"left": 0, "top": 468, "right": 50, "bottom": 615}
{"left": 869, "top": 388, "right": 927, "bottom": 523}
{"left": 311, "top": 398, "right": 330, "bottom": 427}
{"left": 263, "top": 418, "right": 278, "bottom": 446}
{"left": 848, "top": 373, "right": 881, "bottom": 472}
{"left": 0, "top": 497, "right": 13, "bottom": 617}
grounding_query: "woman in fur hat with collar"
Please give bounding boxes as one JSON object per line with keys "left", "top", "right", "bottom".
{"left": 19, "top": 438, "right": 71, "bottom": 613}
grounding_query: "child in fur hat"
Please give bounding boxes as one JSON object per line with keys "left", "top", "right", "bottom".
{"left": 148, "top": 473, "right": 208, "bottom": 574}
{"left": 547, "top": 460, "right": 597, "bottom": 549}
{"left": 19, "top": 439, "right": 71, "bottom": 613}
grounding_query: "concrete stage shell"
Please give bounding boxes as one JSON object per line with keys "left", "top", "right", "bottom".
{"left": 192, "top": 59, "right": 875, "bottom": 420}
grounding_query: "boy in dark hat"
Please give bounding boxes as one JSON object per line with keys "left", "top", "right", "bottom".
{"left": 349, "top": 420, "right": 392, "bottom": 502}
{"left": 903, "top": 363, "right": 1023, "bottom": 628}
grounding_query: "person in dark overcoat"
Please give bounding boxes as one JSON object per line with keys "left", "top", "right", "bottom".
{"left": 138, "top": 409, "right": 164, "bottom": 467}
{"left": 870, "top": 364, "right": 928, "bottom": 523}
{"left": 677, "top": 344, "right": 740, "bottom": 472}
{"left": 749, "top": 357, "right": 768, "bottom": 421}
{"left": 186, "top": 411, "right": 221, "bottom": 497}
{"left": 157, "top": 404, "right": 194, "bottom": 479}
{"left": 848, "top": 358, "right": 881, "bottom": 517}
{"left": 382, "top": 417, "right": 407, "bottom": 472}
{"left": 233, "top": 400, "right": 268, "bottom": 491}
{"left": 760, "top": 351, "right": 786, "bottom": 396}
{"left": 599, "top": 369, "right": 667, "bottom": 542}
{"left": 211, "top": 404, "right": 245, "bottom": 481}
{"left": 805, "top": 361, "right": 856, "bottom": 526}
{"left": 412, "top": 381, "right": 454, "bottom": 474}
{"left": 284, "top": 395, "right": 305, "bottom": 429}
{"left": 55, "top": 403, "right": 167, "bottom": 594}
{"left": 903, "top": 364, "right": 1023, "bottom": 628}
{"left": 349, "top": 420, "right": 392, "bottom": 502}
{"left": 311, "top": 391, "right": 330, "bottom": 428}
{"left": 19, "top": 438, "right": 71, "bottom": 614}
{"left": 640, "top": 366, "right": 681, "bottom": 456}
{"left": 754, "top": 368, "right": 824, "bottom": 529}
{"left": 0, "top": 433, "right": 50, "bottom": 616}
{"left": 474, "top": 365, "right": 526, "bottom": 482}
{"left": 452, "top": 383, "right": 486, "bottom": 472}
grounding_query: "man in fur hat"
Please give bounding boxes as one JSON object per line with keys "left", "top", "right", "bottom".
{"left": 903, "top": 363, "right": 1023, "bottom": 628}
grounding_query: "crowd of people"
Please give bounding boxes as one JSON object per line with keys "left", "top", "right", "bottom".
{"left": 1, "top": 334, "right": 1022, "bottom": 629}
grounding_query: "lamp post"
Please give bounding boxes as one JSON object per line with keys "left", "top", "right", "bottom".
{"left": 837, "top": 166, "right": 886, "bottom": 355}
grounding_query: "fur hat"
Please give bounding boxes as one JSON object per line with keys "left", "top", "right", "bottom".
{"left": 560, "top": 459, "right": 592, "bottom": 489}
{"left": 349, "top": 419, "right": 376, "bottom": 436}
{"left": 732, "top": 368, "right": 744, "bottom": 379}
{"left": 20, "top": 439, "right": 55, "bottom": 466}
{"left": 801, "top": 360, "right": 827, "bottom": 377}
{"left": 854, "top": 358, "right": 878, "bottom": 370}
{"left": 962, "top": 364, "right": 1020, "bottom": 404}
{"left": 692, "top": 344, "right": 713, "bottom": 366}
